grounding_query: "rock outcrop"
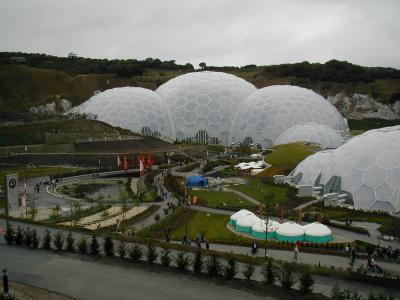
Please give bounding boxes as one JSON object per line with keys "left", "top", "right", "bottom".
{"left": 327, "top": 93, "right": 400, "bottom": 120}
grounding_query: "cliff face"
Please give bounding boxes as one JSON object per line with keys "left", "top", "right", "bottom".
{"left": 327, "top": 93, "right": 400, "bottom": 120}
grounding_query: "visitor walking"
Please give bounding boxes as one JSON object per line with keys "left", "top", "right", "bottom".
{"left": 206, "top": 240, "right": 210, "bottom": 250}
{"left": 351, "top": 247, "right": 357, "bottom": 263}
{"left": 293, "top": 245, "right": 299, "bottom": 262}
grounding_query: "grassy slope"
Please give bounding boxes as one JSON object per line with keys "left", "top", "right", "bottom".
{"left": 0, "top": 118, "right": 130, "bottom": 146}
{"left": 260, "top": 142, "right": 319, "bottom": 177}
{"left": 1, "top": 64, "right": 400, "bottom": 113}
{"left": 189, "top": 189, "right": 256, "bottom": 211}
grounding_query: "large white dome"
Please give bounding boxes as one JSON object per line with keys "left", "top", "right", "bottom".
{"left": 71, "top": 87, "right": 175, "bottom": 139}
{"left": 230, "top": 85, "right": 349, "bottom": 148}
{"left": 156, "top": 71, "right": 256, "bottom": 145}
{"left": 291, "top": 126, "right": 400, "bottom": 212}
{"left": 274, "top": 123, "right": 344, "bottom": 149}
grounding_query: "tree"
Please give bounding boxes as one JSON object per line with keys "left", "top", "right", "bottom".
{"left": 160, "top": 247, "right": 171, "bottom": 267}
{"left": 72, "top": 201, "right": 82, "bottom": 226}
{"left": 299, "top": 267, "right": 314, "bottom": 294}
{"left": 242, "top": 263, "right": 255, "bottom": 281}
{"left": 4, "top": 224, "right": 15, "bottom": 245}
{"left": 103, "top": 236, "right": 114, "bottom": 256}
{"left": 89, "top": 235, "right": 100, "bottom": 256}
{"left": 66, "top": 232, "right": 75, "bottom": 252}
{"left": 32, "top": 229, "right": 39, "bottom": 249}
{"left": 262, "top": 260, "right": 275, "bottom": 285}
{"left": 15, "top": 226, "right": 24, "bottom": 245}
{"left": 50, "top": 204, "right": 61, "bottom": 219}
{"left": 206, "top": 255, "right": 221, "bottom": 277}
{"left": 175, "top": 251, "right": 190, "bottom": 271}
{"left": 117, "top": 239, "right": 127, "bottom": 258}
{"left": 129, "top": 244, "right": 143, "bottom": 261}
{"left": 193, "top": 251, "right": 203, "bottom": 274}
{"left": 78, "top": 238, "right": 88, "bottom": 254}
{"left": 27, "top": 193, "right": 38, "bottom": 220}
{"left": 42, "top": 229, "right": 52, "bottom": 249}
{"left": 224, "top": 257, "right": 237, "bottom": 280}
{"left": 199, "top": 62, "right": 207, "bottom": 70}
{"left": 277, "top": 262, "right": 297, "bottom": 290}
{"left": 97, "top": 194, "right": 105, "bottom": 210}
{"left": 146, "top": 243, "right": 157, "bottom": 264}
{"left": 23, "top": 227, "right": 32, "bottom": 247}
{"left": 53, "top": 232, "right": 64, "bottom": 251}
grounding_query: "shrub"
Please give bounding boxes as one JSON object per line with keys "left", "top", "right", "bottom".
{"left": 42, "top": 229, "right": 52, "bottom": 249}
{"left": 65, "top": 232, "right": 75, "bottom": 252}
{"left": 146, "top": 243, "right": 158, "bottom": 264}
{"left": 331, "top": 284, "right": 362, "bottom": 300}
{"left": 117, "top": 239, "right": 127, "bottom": 258}
{"left": 206, "top": 255, "right": 221, "bottom": 277}
{"left": 368, "top": 290, "right": 394, "bottom": 300}
{"left": 262, "top": 260, "right": 275, "bottom": 285}
{"left": 103, "top": 236, "right": 114, "bottom": 257}
{"left": 23, "top": 227, "right": 32, "bottom": 247}
{"left": 160, "top": 247, "right": 171, "bottom": 267}
{"left": 129, "top": 244, "right": 143, "bottom": 262}
{"left": 77, "top": 238, "right": 88, "bottom": 254}
{"left": 32, "top": 229, "right": 39, "bottom": 249}
{"left": 90, "top": 235, "right": 100, "bottom": 256}
{"left": 53, "top": 232, "right": 64, "bottom": 251}
{"left": 154, "top": 213, "right": 160, "bottom": 222}
{"left": 299, "top": 268, "right": 314, "bottom": 294}
{"left": 242, "top": 263, "right": 255, "bottom": 281}
{"left": 277, "top": 262, "right": 297, "bottom": 290}
{"left": 175, "top": 251, "right": 191, "bottom": 271}
{"left": 193, "top": 251, "right": 203, "bottom": 274}
{"left": 15, "top": 226, "right": 23, "bottom": 246}
{"left": 4, "top": 224, "right": 14, "bottom": 245}
{"left": 224, "top": 257, "right": 237, "bottom": 280}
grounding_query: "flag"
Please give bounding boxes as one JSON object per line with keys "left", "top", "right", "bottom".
{"left": 147, "top": 152, "right": 154, "bottom": 168}
{"left": 123, "top": 156, "right": 128, "bottom": 173}
{"left": 131, "top": 158, "right": 135, "bottom": 171}
{"left": 117, "top": 155, "right": 121, "bottom": 169}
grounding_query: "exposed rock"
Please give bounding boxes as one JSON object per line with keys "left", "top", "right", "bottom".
{"left": 60, "top": 99, "right": 72, "bottom": 112}
{"left": 327, "top": 93, "right": 400, "bottom": 120}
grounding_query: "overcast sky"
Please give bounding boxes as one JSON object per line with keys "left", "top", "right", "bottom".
{"left": 0, "top": 0, "right": 399, "bottom": 68}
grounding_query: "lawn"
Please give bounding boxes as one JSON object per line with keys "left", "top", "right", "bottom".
{"left": 306, "top": 204, "right": 400, "bottom": 237}
{"left": 260, "top": 142, "right": 319, "bottom": 176}
{"left": 170, "top": 210, "right": 251, "bottom": 244}
{"left": 189, "top": 189, "right": 257, "bottom": 211}
{"left": 227, "top": 178, "right": 288, "bottom": 209}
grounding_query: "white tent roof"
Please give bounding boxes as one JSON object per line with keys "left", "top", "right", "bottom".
{"left": 276, "top": 221, "right": 304, "bottom": 236}
{"left": 230, "top": 209, "right": 254, "bottom": 222}
{"left": 251, "top": 219, "right": 280, "bottom": 232}
{"left": 236, "top": 213, "right": 260, "bottom": 227}
{"left": 303, "top": 222, "right": 332, "bottom": 236}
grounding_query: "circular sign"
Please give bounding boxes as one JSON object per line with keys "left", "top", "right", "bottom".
{"left": 8, "top": 179, "right": 16, "bottom": 189}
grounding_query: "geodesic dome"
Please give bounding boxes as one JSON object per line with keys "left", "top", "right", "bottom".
{"left": 291, "top": 126, "right": 400, "bottom": 212}
{"left": 274, "top": 123, "right": 344, "bottom": 149}
{"left": 156, "top": 71, "right": 256, "bottom": 145}
{"left": 71, "top": 87, "right": 175, "bottom": 139}
{"left": 230, "top": 85, "right": 348, "bottom": 148}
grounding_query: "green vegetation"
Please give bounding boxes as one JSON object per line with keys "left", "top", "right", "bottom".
{"left": 176, "top": 162, "right": 200, "bottom": 172}
{"left": 171, "top": 211, "right": 243, "bottom": 243}
{"left": 189, "top": 189, "right": 256, "bottom": 211}
{"left": 0, "top": 118, "right": 130, "bottom": 146}
{"left": 306, "top": 203, "right": 400, "bottom": 237}
{"left": 261, "top": 142, "right": 319, "bottom": 176}
{"left": 348, "top": 118, "right": 400, "bottom": 131}
{"left": 137, "top": 176, "right": 161, "bottom": 202}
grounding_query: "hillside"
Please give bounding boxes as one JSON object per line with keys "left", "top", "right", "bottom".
{"left": 1, "top": 53, "right": 400, "bottom": 119}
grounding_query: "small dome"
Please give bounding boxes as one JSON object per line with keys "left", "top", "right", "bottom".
{"left": 230, "top": 209, "right": 254, "bottom": 222}
{"left": 236, "top": 213, "right": 259, "bottom": 228}
{"left": 274, "top": 123, "right": 344, "bottom": 149}
{"left": 303, "top": 222, "right": 331, "bottom": 237}
{"left": 276, "top": 221, "right": 304, "bottom": 237}
{"left": 251, "top": 219, "right": 280, "bottom": 232}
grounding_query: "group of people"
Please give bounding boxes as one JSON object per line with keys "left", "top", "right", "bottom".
{"left": 372, "top": 243, "right": 399, "bottom": 260}
{"left": 34, "top": 177, "right": 61, "bottom": 193}
{"left": 181, "top": 234, "right": 210, "bottom": 250}
{"left": 344, "top": 244, "right": 357, "bottom": 262}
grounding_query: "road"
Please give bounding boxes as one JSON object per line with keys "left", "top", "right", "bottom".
{"left": 0, "top": 242, "right": 273, "bottom": 300}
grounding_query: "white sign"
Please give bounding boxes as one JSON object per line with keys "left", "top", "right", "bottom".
{"left": 6, "top": 174, "right": 18, "bottom": 208}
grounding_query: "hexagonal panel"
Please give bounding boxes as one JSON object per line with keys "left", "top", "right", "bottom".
{"left": 363, "top": 165, "right": 386, "bottom": 187}
{"left": 375, "top": 183, "right": 394, "bottom": 201}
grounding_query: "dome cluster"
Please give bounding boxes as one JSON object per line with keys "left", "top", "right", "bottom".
{"left": 71, "top": 71, "right": 348, "bottom": 146}
{"left": 230, "top": 209, "right": 332, "bottom": 243}
{"left": 291, "top": 126, "right": 400, "bottom": 213}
